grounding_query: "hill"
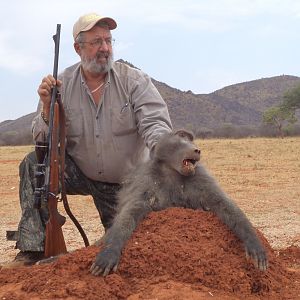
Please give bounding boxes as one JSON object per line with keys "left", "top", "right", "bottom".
{"left": 0, "top": 113, "right": 35, "bottom": 145}
{"left": 155, "top": 75, "right": 300, "bottom": 129}
{"left": 0, "top": 61, "right": 300, "bottom": 144}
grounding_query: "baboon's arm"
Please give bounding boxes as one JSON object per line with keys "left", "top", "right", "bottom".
{"left": 188, "top": 166, "right": 268, "bottom": 271}
{"left": 211, "top": 198, "right": 268, "bottom": 271}
{"left": 90, "top": 196, "right": 151, "bottom": 276}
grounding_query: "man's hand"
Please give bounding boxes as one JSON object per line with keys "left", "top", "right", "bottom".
{"left": 37, "top": 74, "right": 62, "bottom": 117}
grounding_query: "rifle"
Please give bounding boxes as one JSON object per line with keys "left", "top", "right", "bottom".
{"left": 34, "top": 24, "right": 89, "bottom": 258}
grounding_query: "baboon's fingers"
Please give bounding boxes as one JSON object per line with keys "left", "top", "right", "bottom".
{"left": 252, "top": 253, "right": 259, "bottom": 269}
{"left": 245, "top": 249, "right": 250, "bottom": 260}
{"left": 103, "top": 265, "right": 114, "bottom": 277}
{"left": 258, "top": 256, "right": 269, "bottom": 271}
{"left": 113, "top": 263, "right": 119, "bottom": 273}
{"left": 245, "top": 247, "right": 268, "bottom": 271}
{"left": 102, "top": 262, "right": 119, "bottom": 276}
{"left": 90, "top": 263, "right": 103, "bottom": 276}
{"left": 90, "top": 249, "right": 120, "bottom": 276}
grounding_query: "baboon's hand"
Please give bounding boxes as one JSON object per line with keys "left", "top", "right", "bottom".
{"left": 90, "top": 247, "right": 121, "bottom": 276}
{"left": 245, "top": 240, "right": 268, "bottom": 271}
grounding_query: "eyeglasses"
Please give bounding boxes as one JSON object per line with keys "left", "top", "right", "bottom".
{"left": 80, "top": 37, "right": 115, "bottom": 48}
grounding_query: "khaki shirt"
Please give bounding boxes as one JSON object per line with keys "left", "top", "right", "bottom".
{"left": 32, "top": 61, "right": 172, "bottom": 183}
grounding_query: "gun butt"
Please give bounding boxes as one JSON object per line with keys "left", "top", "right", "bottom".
{"left": 44, "top": 212, "right": 67, "bottom": 257}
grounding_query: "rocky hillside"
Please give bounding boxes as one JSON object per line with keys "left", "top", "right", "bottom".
{"left": 0, "top": 113, "right": 35, "bottom": 145}
{"left": 154, "top": 74, "right": 300, "bottom": 130}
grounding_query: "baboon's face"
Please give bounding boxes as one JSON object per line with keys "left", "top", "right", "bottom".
{"left": 180, "top": 144, "right": 201, "bottom": 176}
{"left": 176, "top": 137, "right": 201, "bottom": 176}
{"left": 154, "top": 131, "right": 201, "bottom": 176}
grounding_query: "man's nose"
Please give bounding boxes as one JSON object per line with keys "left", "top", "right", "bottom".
{"left": 99, "top": 40, "right": 109, "bottom": 51}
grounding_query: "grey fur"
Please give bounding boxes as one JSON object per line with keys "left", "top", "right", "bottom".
{"left": 90, "top": 130, "right": 268, "bottom": 276}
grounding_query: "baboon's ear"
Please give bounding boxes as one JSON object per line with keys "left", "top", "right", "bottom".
{"left": 175, "top": 129, "right": 194, "bottom": 141}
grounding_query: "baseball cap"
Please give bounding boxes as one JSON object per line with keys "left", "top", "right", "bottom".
{"left": 73, "top": 13, "right": 117, "bottom": 40}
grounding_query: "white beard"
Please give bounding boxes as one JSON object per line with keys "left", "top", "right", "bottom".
{"left": 81, "top": 52, "right": 114, "bottom": 74}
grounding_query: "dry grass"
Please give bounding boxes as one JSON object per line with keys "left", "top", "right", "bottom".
{"left": 0, "top": 137, "right": 299, "bottom": 265}
{"left": 198, "top": 137, "right": 300, "bottom": 249}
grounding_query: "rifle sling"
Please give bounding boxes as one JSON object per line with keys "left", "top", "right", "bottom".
{"left": 57, "top": 97, "right": 90, "bottom": 247}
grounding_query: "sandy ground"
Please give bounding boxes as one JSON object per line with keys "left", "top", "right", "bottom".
{"left": 0, "top": 138, "right": 299, "bottom": 300}
{"left": 0, "top": 138, "right": 299, "bottom": 264}
{"left": 0, "top": 146, "right": 105, "bottom": 265}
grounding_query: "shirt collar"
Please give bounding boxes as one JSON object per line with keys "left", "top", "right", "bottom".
{"left": 79, "top": 63, "right": 112, "bottom": 86}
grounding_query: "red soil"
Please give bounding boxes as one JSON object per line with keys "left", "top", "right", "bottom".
{"left": 0, "top": 207, "right": 299, "bottom": 300}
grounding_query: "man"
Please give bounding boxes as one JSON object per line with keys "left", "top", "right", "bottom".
{"left": 9, "top": 13, "right": 172, "bottom": 266}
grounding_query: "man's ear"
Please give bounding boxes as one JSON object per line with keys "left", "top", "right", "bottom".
{"left": 74, "top": 42, "right": 81, "bottom": 55}
{"left": 175, "top": 129, "right": 194, "bottom": 141}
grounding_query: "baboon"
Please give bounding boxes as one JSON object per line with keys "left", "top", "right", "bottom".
{"left": 90, "top": 130, "right": 268, "bottom": 276}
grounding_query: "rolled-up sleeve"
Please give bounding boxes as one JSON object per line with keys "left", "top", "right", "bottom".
{"left": 31, "top": 101, "right": 49, "bottom": 142}
{"left": 130, "top": 72, "right": 172, "bottom": 151}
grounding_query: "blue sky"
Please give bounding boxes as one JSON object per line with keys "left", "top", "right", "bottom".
{"left": 0, "top": 0, "right": 299, "bottom": 122}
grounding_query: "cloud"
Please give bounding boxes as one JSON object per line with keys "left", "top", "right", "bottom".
{"left": 0, "top": 30, "right": 44, "bottom": 75}
{"left": 109, "top": 0, "right": 300, "bottom": 32}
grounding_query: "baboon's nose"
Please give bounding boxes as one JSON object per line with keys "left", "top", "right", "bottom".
{"left": 194, "top": 148, "right": 201, "bottom": 154}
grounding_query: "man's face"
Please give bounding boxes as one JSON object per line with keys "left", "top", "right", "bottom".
{"left": 76, "top": 26, "right": 114, "bottom": 74}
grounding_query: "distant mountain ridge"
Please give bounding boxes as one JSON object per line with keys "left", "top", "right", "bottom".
{"left": 154, "top": 73, "right": 300, "bottom": 129}
{"left": 214, "top": 75, "right": 300, "bottom": 112}
{"left": 1, "top": 60, "right": 299, "bottom": 144}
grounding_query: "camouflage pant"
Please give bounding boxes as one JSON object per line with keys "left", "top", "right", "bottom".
{"left": 16, "top": 151, "right": 121, "bottom": 252}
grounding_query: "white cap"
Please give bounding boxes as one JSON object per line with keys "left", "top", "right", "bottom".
{"left": 73, "top": 13, "right": 117, "bottom": 40}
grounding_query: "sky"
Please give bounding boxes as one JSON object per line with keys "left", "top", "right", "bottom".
{"left": 0, "top": 0, "right": 300, "bottom": 122}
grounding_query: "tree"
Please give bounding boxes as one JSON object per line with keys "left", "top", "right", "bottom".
{"left": 281, "top": 84, "right": 300, "bottom": 111}
{"left": 263, "top": 106, "right": 297, "bottom": 138}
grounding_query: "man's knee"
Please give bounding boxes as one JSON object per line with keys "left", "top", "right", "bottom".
{"left": 19, "top": 151, "right": 37, "bottom": 175}
{"left": 19, "top": 151, "right": 38, "bottom": 193}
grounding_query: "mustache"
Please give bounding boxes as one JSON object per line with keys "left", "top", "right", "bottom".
{"left": 96, "top": 52, "right": 110, "bottom": 59}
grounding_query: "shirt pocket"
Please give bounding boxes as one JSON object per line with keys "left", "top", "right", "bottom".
{"left": 65, "top": 108, "right": 83, "bottom": 138}
{"left": 111, "top": 102, "right": 137, "bottom": 136}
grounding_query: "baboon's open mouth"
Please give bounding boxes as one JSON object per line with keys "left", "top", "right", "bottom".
{"left": 183, "top": 158, "right": 198, "bottom": 167}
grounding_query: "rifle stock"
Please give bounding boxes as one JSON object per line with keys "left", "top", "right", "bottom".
{"left": 44, "top": 102, "right": 67, "bottom": 257}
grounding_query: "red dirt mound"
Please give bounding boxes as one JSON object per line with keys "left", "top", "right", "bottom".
{"left": 0, "top": 207, "right": 299, "bottom": 300}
